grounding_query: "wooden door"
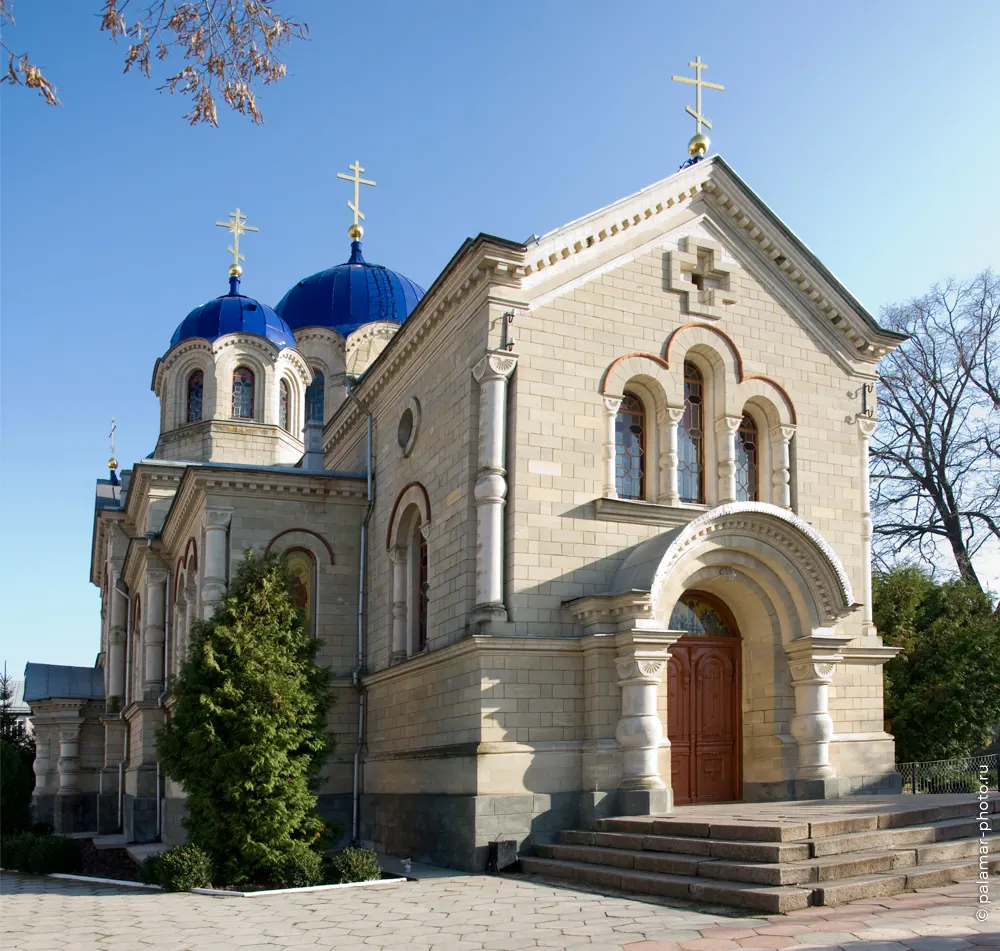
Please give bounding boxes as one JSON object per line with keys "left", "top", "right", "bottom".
{"left": 668, "top": 636, "right": 741, "bottom": 804}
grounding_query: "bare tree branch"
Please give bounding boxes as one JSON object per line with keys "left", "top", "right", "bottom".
{"left": 0, "top": 1, "right": 307, "bottom": 124}
{"left": 872, "top": 269, "right": 1000, "bottom": 592}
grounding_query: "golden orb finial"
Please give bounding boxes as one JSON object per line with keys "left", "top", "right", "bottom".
{"left": 108, "top": 457, "right": 119, "bottom": 472}
{"left": 688, "top": 133, "right": 711, "bottom": 157}
{"left": 348, "top": 223, "right": 364, "bottom": 241}
{"left": 229, "top": 263, "right": 243, "bottom": 278}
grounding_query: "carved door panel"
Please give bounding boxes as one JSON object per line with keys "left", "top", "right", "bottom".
{"left": 668, "top": 638, "right": 740, "bottom": 804}
{"left": 668, "top": 650, "right": 692, "bottom": 806}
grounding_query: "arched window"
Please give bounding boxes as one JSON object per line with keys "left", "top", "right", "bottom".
{"left": 186, "top": 370, "right": 204, "bottom": 423}
{"left": 232, "top": 366, "right": 255, "bottom": 419}
{"left": 735, "top": 412, "right": 759, "bottom": 502}
{"left": 615, "top": 393, "right": 645, "bottom": 500}
{"left": 279, "top": 379, "right": 290, "bottom": 432}
{"left": 669, "top": 591, "right": 737, "bottom": 637}
{"left": 283, "top": 548, "right": 316, "bottom": 636}
{"left": 306, "top": 370, "right": 325, "bottom": 424}
{"left": 679, "top": 361, "right": 705, "bottom": 503}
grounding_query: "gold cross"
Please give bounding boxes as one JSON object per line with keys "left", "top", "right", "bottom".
{"left": 216, "top": 207, "right": 258, "bottom": 277}
{"left": 337, "top": 160, "right": 376, "bottom": 239}
{"left": 672, "top": 55, "right": 724, "bottom": 136}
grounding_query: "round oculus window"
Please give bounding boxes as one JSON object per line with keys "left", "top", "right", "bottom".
{"left": 397, "top": 408, "right": 414, "bottom": 449}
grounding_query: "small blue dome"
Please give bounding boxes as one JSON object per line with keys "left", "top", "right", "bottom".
{"left": 170, "top": 276, "right": 295, "bottom": 350}
{"left": 275, "top": 241, "right": 425, "bottom": 337}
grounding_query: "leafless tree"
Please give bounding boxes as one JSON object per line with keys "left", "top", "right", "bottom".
{"left": 1, "top": 0, "right": 307, "bottom": 124}
{"left": 871, "top": 269, "right": 1000, "bottom": 592}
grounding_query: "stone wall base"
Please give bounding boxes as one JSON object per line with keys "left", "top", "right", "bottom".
{"left": 161, "top": 797, "right": 187, "bottom": 846}
{"left": 97, "top": 792, "right": 120, "bottom": 834}
{"left": 359, "top": 791, "right": 612, "bottom": 872}
{"left": 48, "top": 793, "right": 98, "bottom": 835}
{"left": 124, "top": 793, "right": 158, "bottom": 843}
{"left": 745, "top": 772, "right": 903, "bottom": 802}
{"left": 31, "top": 792, "right": 55, "bottom": 830}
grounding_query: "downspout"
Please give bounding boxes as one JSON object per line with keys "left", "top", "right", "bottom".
{"left": 157, "top": 566, "right": 170, "bottom": 841}
{"left": 118, "top": 582, "right": 131, "bottom": 833}
{"left": 346, "top": 381, "right": 374, "bottom": 844}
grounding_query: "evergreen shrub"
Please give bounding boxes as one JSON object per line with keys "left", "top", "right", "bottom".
{"left": 325, "top": 846, "right": 381, "bottom": 884}
{"left": 141, "top": 844, "right": 213, "bottom": 891}
{"left": 1, "top": 832, "right": 82, "bottom": 874}
{"left": 157, "top": 551, "right": 333, "bottom": 887}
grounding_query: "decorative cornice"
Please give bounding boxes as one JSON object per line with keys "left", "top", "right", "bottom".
{"left": 594, "top": 496, "right": 704, "bottom": 529}
{"left": 839, "top": 645, "right": 902, "bottom": 665}
{"left": 521, "top": 157, "right": 904, "bottom": 363}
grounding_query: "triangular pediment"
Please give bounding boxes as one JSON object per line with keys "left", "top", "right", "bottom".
{"left": 519, "top": 156, "right": 905, "bottom": 363}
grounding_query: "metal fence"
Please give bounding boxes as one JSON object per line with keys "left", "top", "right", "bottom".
{"left": 896, "top": 753, "right": 999, "bottom": 794}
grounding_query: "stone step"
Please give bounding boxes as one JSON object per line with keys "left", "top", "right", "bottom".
{"left": 535, "top": 843, "right": 703, "bottom": 876}
{"left": 813, "top": 871, "right": 909, "bottom": 906}
{"left": 911, "top": 834, "right": 999, "bottom": 865}
{"left": 519, "top": 855, "right": 812, "bottom": 913}
{"left": 697, "top": 848, "right": 914, "bottom": 887}
{"left": 888, "top": 816, "right": 983, "bottom": 846}
{"left": 563, "top": 829, "right": 810, "bottom": 863}
{"left": 597, "top": 798, "right": 995, "bottom": 840}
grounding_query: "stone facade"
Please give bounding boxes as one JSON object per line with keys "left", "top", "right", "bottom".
{"left": 33, "top": 156, "right": 905, "bottom": 869}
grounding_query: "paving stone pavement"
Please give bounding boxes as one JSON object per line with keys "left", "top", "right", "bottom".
{"left": 1, "top": 872, "right": 997, "bottom": 951}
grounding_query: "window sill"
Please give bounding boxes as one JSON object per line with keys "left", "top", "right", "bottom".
{"left": 594, "top": 496, "right": 710, "bottom": 528}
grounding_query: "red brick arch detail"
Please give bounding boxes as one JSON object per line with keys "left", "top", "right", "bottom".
{"left": 742, "top": 373, "right": 798, "bottom": 425}
{"left": 173, "top": 537, "right": 199, "bottom": 600}
{"left": 664, "top": 323, "right": 745, "bottom": 380}
{"left": 264, "top": 528, "right": 335, "bottom": 564}
{"left": 599, "top": 352, "right": 670, "bottom": 394}
{"left": 385, "top": 482, "right": 432, "bottom": 550}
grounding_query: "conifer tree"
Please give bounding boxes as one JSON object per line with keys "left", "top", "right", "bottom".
{"left": 158, "top": 551, "right": 333, "bottom": 886}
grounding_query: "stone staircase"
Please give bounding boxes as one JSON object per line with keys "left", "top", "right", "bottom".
{"left": 519, "top": 796, "right": 1000, "bottom": 913}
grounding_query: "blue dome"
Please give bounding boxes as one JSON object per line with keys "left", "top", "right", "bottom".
{"left": 275, "top": 241, "right": 425, "bottom": 336}
{"left": 170, "top": 276, "right": 295, "bottom": 350}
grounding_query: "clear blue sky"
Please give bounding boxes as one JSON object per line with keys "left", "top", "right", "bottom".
{"left": 2, "top": 1, "right": 998, "bottom": 676}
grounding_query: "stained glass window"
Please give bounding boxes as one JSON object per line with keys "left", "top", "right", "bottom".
{"left": 279, "top": 380, "right": 290, "bottom": 432}
{"left": 669, "top": 593, "right": 736, "bottom": 637}
{"left": 679, "top": 361, "right": 705, "bottom": 503}
{"left": 186, "top": 370, "right": 203, "bottom": 423}
{"left": 306, "top": 370, "right": 325, "bottom": 424}
{"left": 615, "top": 393, "right": 645, "bottom": 500}
{"left": 736, "top": 412, "right": 759, "bottom": 502}
{"left": 232, "top": 366, "right": 255, "bottom": 419}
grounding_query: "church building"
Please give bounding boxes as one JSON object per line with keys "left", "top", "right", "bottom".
{"left": 26, "top": 127, "right": 907, "bottom": 871}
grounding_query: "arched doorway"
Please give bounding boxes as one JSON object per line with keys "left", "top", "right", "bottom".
{"left": 667, "top": 591, "right": 742, "bottom": 804}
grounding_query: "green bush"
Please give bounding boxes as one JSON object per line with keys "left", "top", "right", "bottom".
{"left": 141, "top": 844, "right": 213, "bottom": 891}
{"left": 1, "top": 832, "right": 82, "bottom": 875}
{"left": 0, "top": 740, "right": 35, "bottom": 836}
{"left": 324, "top": 846, "right": 381, "bottom": 884}
{"left": 267, "top": 841, "right": 323, "bottom": 888}
{"left": 157, "top": 551, "right": 333, "bottom": 886}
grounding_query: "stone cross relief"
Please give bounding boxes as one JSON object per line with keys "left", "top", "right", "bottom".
{"left": 667, "top": 235, "right": 742, "bottom": 320}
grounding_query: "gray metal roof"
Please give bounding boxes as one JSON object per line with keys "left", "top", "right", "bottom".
{"left": 23, "top": 663, "right": 104, "bottom": 702}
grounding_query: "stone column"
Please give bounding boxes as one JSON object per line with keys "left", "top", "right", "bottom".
{"left": 389, "top": 546, "right": 408, "bottom": 664}
{"left": 202, "top": 508, "right": 232, "bottom": 619}
{"left": 858, "top": 417, "right": 878, "bottom": 631}
{"left": 601, "top": 396, "right": 622, "bottom": 498}
{"left": 770, "top": 424, "right": 796, "bottom": 509}
{"left": 107, "top": 573, "right": 127, "bottom": 712}
{"left": 786, "top": 635, "right": 848, "bottom": 797}
{"left": 613, "top": 629, "right": 678, "bottom": 815}
{"left": 471, "top": 351, "right": 518, "bottom": 624}
{"left": 143, "top": 569, "right": 168, "bottom": 699}
{"left": 716, "top": 415, "right": 743, "bottom": 504}
{"left": 657, "top": 406, "right": 685, "bottom": 506}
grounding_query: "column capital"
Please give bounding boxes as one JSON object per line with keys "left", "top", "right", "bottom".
{"left": 388, "top": 545, "right": 407, "bottom": 566}
{"left": 472, "top": 351, "right": 518, "bottom": 384}
{"left": 145, "top": 568, "right": 168, "bottom": 587}
{"left": 204, "top": 508, "right": 233, "bottom": 529}
{"left": 770, "top": 423, "right": 797, "bottom": 442}
{"left": 716, "top": 414, "right": 743, "bottom": 434}
{"left": 857, "top": 416, "right": 878, "bottom": 439}
{"left": 602, "top": 394, "right": 623, "bottom": 414}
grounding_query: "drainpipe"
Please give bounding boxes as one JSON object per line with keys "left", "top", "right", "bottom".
{"left": 346, "top": 380, "right": 374, "bottom": 844}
